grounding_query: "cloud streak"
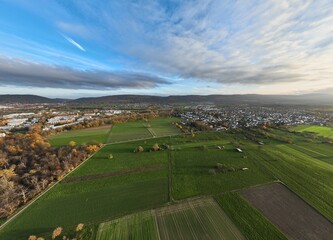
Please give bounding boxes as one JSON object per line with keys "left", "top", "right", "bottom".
{"left": 62, "top": 34, "right": 86, "bottom": 52}
{"left": 0, "top": 57, "right": 170, "bottom": 89}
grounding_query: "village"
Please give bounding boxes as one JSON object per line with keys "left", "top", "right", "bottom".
{"left": 179, "top": 105, "right": 333, "bottom": 131}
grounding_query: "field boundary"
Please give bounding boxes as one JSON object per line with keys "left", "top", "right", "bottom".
{"left": 105, "top": 133, "right": 181, "bottom": 145}
{"left": 0, "top": 145, "right": 105, "bottom": 232}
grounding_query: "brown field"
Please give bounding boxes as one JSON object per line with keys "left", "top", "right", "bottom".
{"left": 241, "top": 183, "right": 333, "bottom": 240}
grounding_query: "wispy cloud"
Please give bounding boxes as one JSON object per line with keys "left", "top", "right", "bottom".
{"left": 62, "top": 34, "right": 86, "bottom": 52}
{"left": 1, "top": 0, "right": 333, "bottom": 95}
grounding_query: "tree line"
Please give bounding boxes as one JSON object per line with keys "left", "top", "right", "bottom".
{"left": 0, "top": 132, "right": 101, "bottom": 218}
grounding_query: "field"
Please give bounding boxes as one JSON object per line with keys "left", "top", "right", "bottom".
{"left": 2, "top": 124, "right": 333, "bottom": 239}
{"left": 216, "top": 192, "right": 287, "bottom": 240}
{"left": 171, "top": 133, "right": 274, "bottom": 199}
{"left": 243, "top": 132, "right": 333, "bottom": 221}
{"left": 146, "top": 117, "right": 180, "bottom": 137}
{"left": 96, "top": 211, "right": 158, "bottom": 240}
{"left": 107, "top": 117, "right": 180, "bottom": 143}
{"left": 241, "top": 183, "right": 333, "bottom": 240}
{"left": 96, "top": 198, "right": 244, "bottom": 240}
{"left": 48, "top": 117, "right": 181, "bottom": 146}
{"left": 292, "top": 125, "right": 333, "bottom": 139}
{"left": 155, "top": 198, "right": 244, "bottom": 240}
{"left": 48, "top": 125, "right": 112, "bottom": 146}
{"left": 0, "top": 140, "right": 170, "bottom": 240}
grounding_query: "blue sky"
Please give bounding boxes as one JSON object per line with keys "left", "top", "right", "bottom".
{"left": 0, "top": 0, "right": 333, "bottom": 98}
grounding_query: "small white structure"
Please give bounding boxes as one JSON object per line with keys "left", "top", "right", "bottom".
{"left": 242, "top": 168, "right": 249, "bottom": 171}
{"left": 0, "top": 133, "right": 6, "bottom": 138}
{"left": 236, "top": 148, "right": 243, "bottom": 153}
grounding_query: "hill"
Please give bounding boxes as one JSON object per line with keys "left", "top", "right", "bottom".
{"left": 70, "top": 93, "right": 333, "bottom": 105}
{"left": 0, "top": 95, "right": 64, "bottom": 104}
{"left": 0, "top": 93, "right": 332, "bottom": 105}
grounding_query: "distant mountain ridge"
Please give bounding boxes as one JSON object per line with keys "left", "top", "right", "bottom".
{"left": 0, "top": 94, "right": 332, "bottom": 105}
{"left": 0, "top": 94, "right": 61, "bottom": 104}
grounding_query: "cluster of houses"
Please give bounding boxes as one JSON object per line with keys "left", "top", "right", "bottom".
{"left": 179, "top": 106, "right": 332, "bottom": 130}
{"left": 0, "top": 108, "right": 129, "bottom": 133}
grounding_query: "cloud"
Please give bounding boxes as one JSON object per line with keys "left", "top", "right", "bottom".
{"left": 0, "top": 57, "right": 170, "bottom": 89}
{"left": 62, "top": 34, "right": 86, "bottom": 52}
{"left": 2, "top": 0, "right": 333, "bottom": 94}
{"left": 62, "top": 0, "right": 333, "bottom": 87}
{"left": 57, "top": 22, "right": 91, "bottom": 38}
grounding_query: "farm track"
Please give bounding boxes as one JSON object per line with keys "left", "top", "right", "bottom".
{"left": 105, "top": 133, "right": 181, "bottom": 145}
{"left": 63, "top": 164, "right": 165, "bottom": 183}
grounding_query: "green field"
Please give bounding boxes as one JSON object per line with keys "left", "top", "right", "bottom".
{"left": 171, "top": 134, "right": 274, "bottom": 199}
{"left": 216, "top": 192, "right": 287, "bottom": 240}
{"left": 292, "top": 125, "right": 333, "bottom": 139}
{"left": 0, "top": 140, "right": 169, "bottom": 240}
{"left": 48, "top": 117, "right": 181, "bottom": 146}
{"left": 243, "top": 129, "right": 333, "bottom": 221}
{"left": 146, "top": 117, "right": 180, "bottom": 137}
{"left": 155, "top": 198, "right": 244, "bottom": 240}
{"left": 2, "top": 124, "right": 333, "bottom": 239}
{"left": 96, "top": 211, "right": 158, "bottom": 240}
{"left": 48, "top": 125, "right": 112, "bottom": 147}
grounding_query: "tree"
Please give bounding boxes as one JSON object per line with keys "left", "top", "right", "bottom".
{"left": 0, "top": 150, "right": 8, "bottom": 168}
{"left": 52, "top": 227, "right": 63, "bottom": 239}
{"left": 135, "top": 146, "right": 144, "bottom": 153}
{"left": 68, "top": 141, "right": 76, "bottom": 147}
{"left": 0, "top": 176, "right": 20, "bottom": 217}
{"left": 152, "top": 143, "right": 160, "bottom": 151}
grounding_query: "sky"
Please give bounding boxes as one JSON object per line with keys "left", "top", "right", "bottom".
{"left": 0, "top": 0, "right": 333, "bottom": 98}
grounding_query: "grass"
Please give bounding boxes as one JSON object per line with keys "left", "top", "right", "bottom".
{"left": 292, "top": 125, "right": 333, "bottom": 139}
{"left": 48, "top": 117, "right": 180, "bottom": 146}
{"left": 0, "top": 140, "right": 169, "bottom": 240}
{"left": 244, "top": 129, "right": 333, "bottom": 221}
{"left": 146, "top": 117, "right": 180, "bottom": 137}
{"left": 48, "top": 125, "right": 112, "bottom": 147}
{"left": 2, "top": 126, "right": 333, "bottom": 239}
{"left": 96, "top": 210, "right": 158, "bottom": 240}
{"left": 155, "top": 198, "right": 244, "bottom": 240}
{"left": 171, "top": 136, "right": 274, "bottom": 199}
{"left": 107, "top": 121, "right": 152, "bottom": 143}
{"left": 216, "top": 192, "right": 287, "bottom": 240}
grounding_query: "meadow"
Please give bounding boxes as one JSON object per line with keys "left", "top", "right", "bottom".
{"left": 292, "top": 125, "right": 333, "bottom": 139}
{"left": 1, "top": 123, "right": 333, "bottom": 239}
{"left": 171, "top": 135, "right": 274, "bottom": 199}
{"left": 48, "top": 117, "right": 181, "bottom": 146}
{"left": 48, "top": 125, "right": 112, "bottom": 146}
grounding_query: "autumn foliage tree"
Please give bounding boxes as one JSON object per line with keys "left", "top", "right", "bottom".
{"left": 0, "top": 133, "right": 100, "bottom": 218}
